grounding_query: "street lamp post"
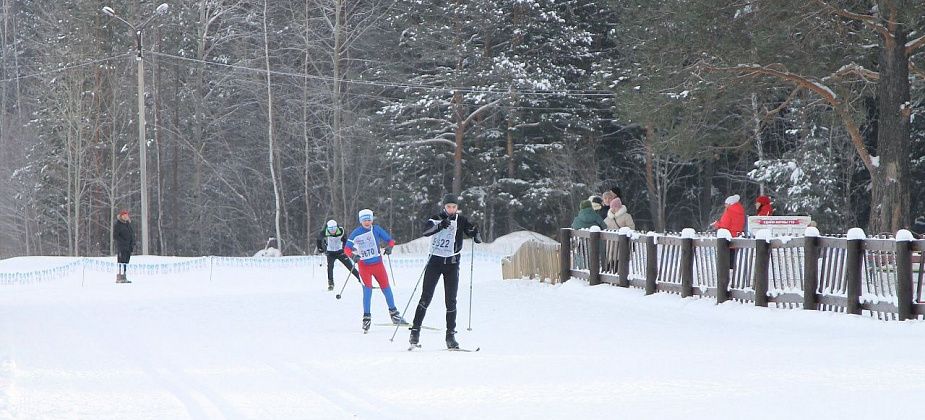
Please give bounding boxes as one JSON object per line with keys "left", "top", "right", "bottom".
{"left": 102, "top": 4, "right": 169, "bottom": 256}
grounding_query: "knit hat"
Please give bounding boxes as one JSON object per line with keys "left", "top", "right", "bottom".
{"left": 579, "top": 200, "right": 592, "bottom": 210}
{"left": 610, "top": 198, "right": 622, "bottom": 210}
{"left": 724, "top": 194, "right": 740, "bottom": 205}
{"left": 358, "top": 209, "right": 374, "bottom": 222}
{"left": 756, "top": 195, "right": 771, "bottom": 206}
{"left": 442, "top": 194, "right": 459, "bottom": 206}
{"left": 326, "top": 219, "right": 338, "bottom": 230}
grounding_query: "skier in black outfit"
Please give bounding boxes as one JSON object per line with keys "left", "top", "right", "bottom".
{"left": 409, "top": 194, "right": 482, "bottom": 349}
{"left": 113, "top": 209, "right": 135, "bottom": 283}
{"left": 316, "top": 219, "right": 360, "bottom": 290}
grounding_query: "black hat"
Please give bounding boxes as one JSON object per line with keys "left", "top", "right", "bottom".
{"left": 442, "top": 194, "right": 459, "bottom": 205}
{"left": 610, "top": 187, "right": 622, "bottom": 199}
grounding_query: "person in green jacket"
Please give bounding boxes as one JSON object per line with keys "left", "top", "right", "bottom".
{"left": 571, "top": 199, "right": 607, "bottom": 230}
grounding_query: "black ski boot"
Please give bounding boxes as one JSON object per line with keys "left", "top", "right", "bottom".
{"left": 327, "top": 282, "right": 334, "bottom": 291}
{"left": 409, "top": 327, "right": 420, "bottom": 346}
{"left": 389, "top": 308, "right": 408, "bottom": 325}
{"left": 362, "top": 314, "right": 371, "bottom": 333}
{"left": 445, "top": 330, "right": 459, "bottom": 349}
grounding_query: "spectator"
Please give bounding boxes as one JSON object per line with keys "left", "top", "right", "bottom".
{"left": 604, "top": 198, "right": 635, "bottom": 230}
{"left": 756, "top": 195, "right": 774, "bottom": 216}
{"left": 712, "top": 194, "right": 746, "bottom": 237}
{"left": 113, "top": 209, "right": 134, "bottom": 284}
{"left": 712, "top": 194, "right": 746, "bottom": 270}
{"left": 571, "top": 200, "right": 607, "bottom": 230}
{"left": 599, "top": 191, "right": 617, "bottom": 219}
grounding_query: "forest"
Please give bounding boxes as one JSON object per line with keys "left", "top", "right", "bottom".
{"left": 0, "top": 0, "right": 923, "bottom": 257}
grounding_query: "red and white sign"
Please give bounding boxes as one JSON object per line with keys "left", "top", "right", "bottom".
{"left": 747, "top": 216, "right": 813, "bottom": 236}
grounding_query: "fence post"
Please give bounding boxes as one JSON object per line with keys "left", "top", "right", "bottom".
{"left": 716, "top": 234, "right": 731, "bottom": 304}
{"left": 645, "top": 234, "right": 658, "bottom": 295}
{"left": 559, "top": 228, "right": 572, "bottom": 283}
{"left": 589, "top": 230, "right": 601, "bottom": 286}
{"left": 754, "top": 237, "right": 770, "bottom": 307}
{"left": 802, "top": 230, "right": 819, "bottom": 310}
{"left": 680, "top": 236, "right": 694, "bottom": 298}
{"left": 617, "top": 232, "right": 631, "bottom": 288}
{"left": 845, "top": 228, "right": 865, "bottom": 315}
{"left": 896, "top": 230, "right": 915, "bottom": 321}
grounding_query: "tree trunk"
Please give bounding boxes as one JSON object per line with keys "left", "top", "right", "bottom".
{"left": 263, "top": 0, "right": 283, "bottom": 250}
{"left": 643, "top": 124, "right": 663, "bottom": 231}
{"left": 869, "top": 17, "right": 910, "bottom": 234}
{"left": 452, "top": 91, "right": 465, "bottom": 195}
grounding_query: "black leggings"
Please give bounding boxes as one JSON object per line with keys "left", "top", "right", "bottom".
{"left": 326, "top": 252, "right": 359, "bottom": 283}
{"left": 412, "top": 261, "right": 460, "bottom": 332}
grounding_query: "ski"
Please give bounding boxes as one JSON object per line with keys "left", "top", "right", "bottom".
{"left": 406, "top": 345, "right": 480, "bottom": 352}
{"left": 373, "top": 323, "right": 439, "bottom": 331}
{"left": 448, "top": 347, "right": 480, "bottom": 352}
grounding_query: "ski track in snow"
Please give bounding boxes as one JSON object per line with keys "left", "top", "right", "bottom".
{"left": 2, "top": 255, "right": 925, "bottom": 419}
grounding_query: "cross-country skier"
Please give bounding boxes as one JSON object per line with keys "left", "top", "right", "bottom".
{"left": 317, "top": 219, "right": 360, "bottom": 290}
{"left": 409, "top": 194, "right": 482, "bottom": 349}
{"left": 344, "top": 209, "right": 407, "bottom": 332}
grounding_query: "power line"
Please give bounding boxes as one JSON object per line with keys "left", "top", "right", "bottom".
{"left": 0, "top": 53, "right": 133, "bottom": 83}
{"left": 146, "top": 50, "right": 618, "bottom": 98}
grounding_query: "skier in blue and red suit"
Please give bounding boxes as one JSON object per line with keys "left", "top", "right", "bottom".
{"left": 344, "top": 208, "right": 407, "bottom": 333}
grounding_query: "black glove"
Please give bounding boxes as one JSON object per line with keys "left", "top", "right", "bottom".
{"left": 384, "top": 245, "right": 393, "bottom": 255}
{"left": 473, "top": 231, "right": 483, "bottom": 244}
{"left": 439, "top": 218, "right": 451, "bottom": 229}
{"left": 349, "top": 253, "right": 360, "bottom": 263}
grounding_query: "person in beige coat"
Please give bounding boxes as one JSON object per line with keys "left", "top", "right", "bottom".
{"left": 604, "top": 198, "right": 635, "bottom": 230}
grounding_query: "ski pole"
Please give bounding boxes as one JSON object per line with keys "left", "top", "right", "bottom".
{"left": 467, "top": 239, "right": 475, "bottom": 331}
{"left": 389, "top": 262, "right": 428, "bottom": 342}
{"left": 335, "top": 262, "right": 359, "bottom": 300}
{"left": 386, "top": 253, "right": 398, "bottom": 287}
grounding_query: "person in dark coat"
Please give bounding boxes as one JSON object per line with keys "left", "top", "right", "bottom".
{"left": 409, "top": 194, "right": 481, "bottom": 350}
{"left": 571, "top": 200, "right": 607, "bottom": 230}
{"left": 113, "top": 209, "right": 135, "bottom": 283}
{"left": 316, "top": 219, "right": 360, "bottom": 290}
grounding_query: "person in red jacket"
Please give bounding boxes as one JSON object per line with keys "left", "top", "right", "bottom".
{"left": 712, "top": 194, "right": 746, "bottom": 270}
{"left": 755, "top": 195, "right": 773, "bottom": 216}
{"left": 712, "top": 194, "right": 746, "bottom": 237}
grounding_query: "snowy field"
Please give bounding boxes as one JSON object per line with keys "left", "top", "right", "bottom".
{"left": 2, "top": 249, "right": 925, "bottom": 419}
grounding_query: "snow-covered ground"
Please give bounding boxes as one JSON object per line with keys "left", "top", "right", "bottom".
{"left": 1, "top": 248, "right": 924, "bottom": 419}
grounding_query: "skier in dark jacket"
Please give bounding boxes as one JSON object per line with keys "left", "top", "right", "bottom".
{"left": 409, "top": 194, "right": 482, "bottom": 350}
{"left": 113, "top": 209, "right": 135, "bottom": 283}
{"left": 316, "top": 219, "right": 360, "bottom": 290}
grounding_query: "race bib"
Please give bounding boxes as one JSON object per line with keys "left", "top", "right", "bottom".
{"left": 353, "top": 230, "right": 380, "bottom": 260}
{"left": 326, "top": 236, "right": 343, "bottom": 252}
{"left": 430, "top": 219, "right": 457, "bottom": 257}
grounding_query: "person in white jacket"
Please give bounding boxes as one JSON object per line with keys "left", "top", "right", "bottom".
{"left": 604, "top": 198, "right": 635, "bottom": 230}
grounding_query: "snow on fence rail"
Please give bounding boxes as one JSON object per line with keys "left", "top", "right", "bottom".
{"left": 0, "top": 252, "right": 506, "bottom": 286}
{"left": 504, "top": 227, "right": 925, "bottom": 321}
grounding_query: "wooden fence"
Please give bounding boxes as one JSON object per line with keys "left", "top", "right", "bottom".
{"left": 554, "top": 228, "right": 925, "bottom": 321}
{"left": 501, "top": 240, "right": 561, "bottom": 283}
